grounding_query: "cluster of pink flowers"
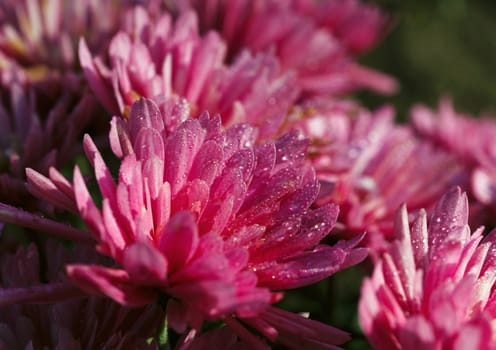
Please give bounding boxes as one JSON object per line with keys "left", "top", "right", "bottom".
{"left": 0, "top": 1, "right": 495, "bottom": 349}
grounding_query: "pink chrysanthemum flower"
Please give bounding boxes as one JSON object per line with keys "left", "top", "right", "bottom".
{"left": 12, "top": 98, "right": 366, "bottom": 347}
{"left": 80, "top": 6, "right": 298, "bottom": 137}
{"left": 293, "top": 0, "right": 391, "bottom": 54}
{"left": 359, "top": 187, "right": 496, "bottom": 349}
{"left": 0, "top": 77, "right": 98, "bottom": 207}
{"left": 0, "top": 240, "right": 163, "bottom": 349}
{"left": 0, "top": 0, "right": 162, "bottom": 86}
{"left": 412, "top": 98, "right": 496, "bottom": 224}
{"left": 174, "top": 0, "right": 397, "bottom": 95}
{"left": 284, "top": 98, "right": 462, "bottom": 252}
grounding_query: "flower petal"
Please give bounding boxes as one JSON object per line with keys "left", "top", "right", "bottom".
{"left": 66, "top": 264, "right": 156, "bottom": 306}
{"left": 123, "top": 242, "right": 168, "bottom": 285}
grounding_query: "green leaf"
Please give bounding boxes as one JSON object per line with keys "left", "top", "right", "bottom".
{"left": 157, "top": 316, "right": 169, "bottom": 350}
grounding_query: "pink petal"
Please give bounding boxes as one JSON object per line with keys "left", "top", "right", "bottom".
{"left": 164, "top": 120, "right": 206, "bottom": 196}
{"left": 109, "top": 116, "right": 133, "bottom": 158}
{"left": 128, "top": 98, "right": 165, "bottom": 145}
{"left": 73, "top": 167, "right": 105, "bottom": 240}
{"left": 123, "top": 242, "right": 168, "bottom": 285}
{"left": 158, "top": 211, "right": 199, "bottom": 273}
{"left": 398, "top": 316, "right": 435, "bottom": 350}
{"left": 255, "top": 244, "right": 366, "bottom": 289}
{"left": 66, "top": 264, "right": 156, "bottom": 306}
{"left": 83, "top": 134, "right": 117, "bottom": 207}
{"left": 188, "top": 140, "right": 224, "bottom": 185}
{"left": 255, "top": 307, "right": 350, "bottom": 348}
{"left": 78, "top": 38, "right": 119, "bottom": 114}
{"left": 171, "top": 178, "right": 210, "bottom": 218}
{"left": 134, "top": 128, "right": 165, "bottom": 163}
{"left": 184, "top": 31, "right": 226, "bottom": 103}
{"left": 428, "top": 186, "right": 468, "bottom": 259}
{"left": 25, "top": 168, "right": 77, "bottom": 212}
{"left": 153, "top": 182, "right": 171, "bottom": 235}
{"left": 347, "top": 64, "right": 399, "bottom": 95}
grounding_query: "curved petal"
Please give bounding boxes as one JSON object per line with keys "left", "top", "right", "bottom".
{"left": 66, "top": 264, "right": 156, "bottom": 306}
{"left": 123, "top": 242, "right": 168, "bottom": 286}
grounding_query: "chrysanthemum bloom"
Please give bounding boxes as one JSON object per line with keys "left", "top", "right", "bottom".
{"left": 293, "top": 0, "right": 391, "bottom": 55}
{"left": 0, "top": 77, "right": 98, "bottom": 208}
{"left": 173, "top": 0, "right": 397, "bottom": 96}
{"left": 359, "top": 187, "right": 496, "bottom": 349}
{"left": 284, "top": 98, "right": 462, "bottom": 253}
{"left": 80, "top": 6, "right": 298, "bottom": 137}
{"left": 11, "top": 98, "right": 366, "bottom": 347}
{"left": 0, "top": 0, "right": 163, "bottom": 88}
{"left": 0, "top": 240, "right": 164, "bottom": 349}
{"left": 412, "top": 98, "right": 496, "bottom": 225}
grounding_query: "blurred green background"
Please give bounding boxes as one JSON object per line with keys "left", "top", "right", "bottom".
{"left": 359, "top": 0, "right": 496, "bottom": 119}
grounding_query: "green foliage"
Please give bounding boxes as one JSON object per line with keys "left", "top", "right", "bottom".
{"left": 157, "top": 316, "right": 170, "bottom": 350}
{"left": 361, "top": 0, "right": 496, "bottom": 118}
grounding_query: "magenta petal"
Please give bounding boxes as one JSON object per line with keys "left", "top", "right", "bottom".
{"left": 101, "top": 199, "right": 128, "bottom": 256}
{"left": 78, "top": 38, "right": 119, "bottom": 114}
{"left": 471, "top": 168, "right": 495, "bottom": 205}
{"left": 428, "top": 186, "right": 468, "bottom": 258}
{"left": 250, "top": 204, "right": 339, "bottom": 263}
{"left": 0, "top": 202, "right": 93, "bottom": 243}
{"left": 66, "top": 264, "right": 156, "bottom": 306}
{"left": 347, "top": 63, "right": 399, "bottom": 95}
{"left": 128, "top": 98, "right": 165, "bottom": 145}
{"left": 0, "top": 283, "right": 85, "bottom": 306}
{"left": 225, "top": 247, "right": 249, "bottom": 274}
{"left": 274, "top": 178, "right": 321, "bottom": 222}
{"left": 158, "top": 211, "right": 199, "bottom": 273}
{"left": 188, "top": 140, "right": 224, "bottom": 185}
{"left": 109, "top": 31, "right": 132, "bottom": 62}
{"left": 184, "top": 31, "right": 226, "bottom": 103}
{"left": 226, "top": 225, "right": 266, "bottom": 249}
{"left": 109, "top": 116, "right": 133, "bottom": 158}
{"left": 142, "top": 157, "right": 165, "bottom": 200}
{"left": 166, "top": 299, "right": 190, "bottom": 333}
{"left": 172, "top": 179, "right": 210, "bottom": 218}
{"left": 254, "top": 307, "right": 351, "bottom": 348}
{"left": 253, "top": 142, "right": 276, "bottom": 177}
{"left": 123, "top": 242, "right": 168, "bottom": 285}
{"left": 200, "top": 195, "right": 235, "bottom": 234}
{"left": 25, "top": 167, "right": 77, "bottom": 212}
{"left": 167, "top": 280, "right": 238, "bottom": 318}
{"left": 208, "top": 166, "right": 247, "bottom": 217}
{"left": 170, "top": 235, "right": 228, "bottom": 284}
{"left": 274, "top": 131, "right": 309, "bottom": 166}
{"left": 83, "top": 135, "right": 117, "bottom": 208}
{"left": 224, "top": 148, "right": 255, "bottom": 183}
{"left": 48, "top": 167, "right": 76, "bottom": 200}
{"left": 164, "top": 120, "right": 206, "bottom": 195}
{"left": 397, "top": 316, "right": 435, "bottom": 350}
{"left": 410, "top": 209, "right": 428, "bottom": 268}
{"left": 452, "top": 319, "right": 493, "bottom": 350}
{"left": 255, "top": 244, "right": 366, "bottom": 289}
{"left": 241, "top": 166, "right": 300, "bottom": 218}
{"left": 73, "top": 167, "right": 105, "bottom": 239}
{"left": 153, "top": 182, "right": 172, "bottom": 232}
{"left": 135, "top": 128, "right": 165, "bottom": 163}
